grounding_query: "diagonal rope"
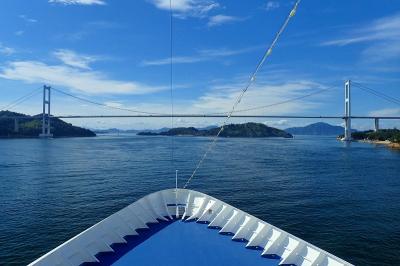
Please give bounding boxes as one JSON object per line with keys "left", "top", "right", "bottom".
{"left": 0, "top": 87, "right": 42, "bottom": 111}
{"left": 170, "top": 0, "right": 175, "bottom": 172}
{"left": 51, "top": 87, "right": 166, "bottom": 115}
{"left": 182, "top": 0, "right": 302, "bottom": 189}
{"left": 352, "top": 82, "right": 400, "bottom": 106}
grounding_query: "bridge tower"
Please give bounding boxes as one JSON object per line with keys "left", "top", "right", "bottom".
{"left": 39, "top": 85, "right": 53, "bottom": 138}
{"left": 343, "top": 80, "right": 352, "bottom": 141}
{"left": 374, "top": 118, "right": 380, "bottom": 132}
{"left": 14, "top": 118, "right": 19, "bottom": 133}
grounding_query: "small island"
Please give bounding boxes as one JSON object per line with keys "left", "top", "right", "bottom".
{"left": 138, "top": 122, "right": 293, "bottom": 138}
{"left": 0, "top": 111, "right": 96, "bottom": 138}
{"left": 338, "top": 129, "right": 400, "bottom": 149}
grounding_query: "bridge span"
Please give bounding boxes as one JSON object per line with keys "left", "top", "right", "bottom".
{"left": 51, "top": 115, "right": 400, "bottom": 120}
{"left": 1, "top": 80, "right": 399, "bottom": 138}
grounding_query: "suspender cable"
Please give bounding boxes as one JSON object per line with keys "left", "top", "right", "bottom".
{"left": 170, "top": 0, "right": 177, "bottom": 184}
{"left": 182, "top": 0, "right": 302, "bottom": 189}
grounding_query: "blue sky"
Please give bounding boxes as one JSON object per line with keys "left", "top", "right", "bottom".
{"left": 0, "top": 0, "right": 399, "bottom": 129}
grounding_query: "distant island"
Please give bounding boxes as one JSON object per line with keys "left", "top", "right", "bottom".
{"left": 285, "top": 122, "right": 353, "bottom": 135}
{"left": 0, "top": 111, "right": 96, "bottom": 138}
{"left": 339, "top": 129, "right": 400, "bottom": 149}
{"left": 138, "top": 122, "right": 293, "bottom": 138}
{"left": 93, "top": 126, "right": 218, "bottom": 134}
{"left": 93, "top": 127, "right": 170, "bottom": 134}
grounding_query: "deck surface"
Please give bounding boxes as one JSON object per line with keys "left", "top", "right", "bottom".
{"left": 105, "top": 219, "right": 280, "bottom": 266}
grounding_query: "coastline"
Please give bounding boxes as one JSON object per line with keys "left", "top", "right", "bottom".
{"left": 358, "top": 139, "right": 400, "bottom": 149}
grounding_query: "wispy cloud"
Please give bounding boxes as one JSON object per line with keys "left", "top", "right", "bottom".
{"left": 369, "top": 108, "right": 400, "bottom": 117}
{"left": 192, "top": 80, "right": 326, "bottom": 115}
{"left": 263, "top": 119, "right": 288, "bottom": 127}
{"left": 104, "top": 101, "right": 123, "bottom": 108}
{"left": 207, "top": 14, "right": 243, "bottom": 27}
{"left": 322, "top": 13, "right": 400, "bottom": 46}
{"left": 149, "top": 0, "right": 219, "bottom": 18}
{"left": 0, "top": 43, "right": 15, "bottom": 55}
{"left": 142, "top": 46, "right": 259, "bottom": 66}
{"left": 264, "top": 1, "right": 280, "bottom": 11}
{"left": 70, "top": 79, "right": 329, "bottom": 129}
{"left": 53, "top": 49, "right": 100, "bottom": 69}
{"left": 49, "top": 0, "right": 106, "bottom": 5}
{"left": 0, "top": 60, "right": 165, "bottom": 95}
{"left": 321, "top": 13, "right": 400, "bottom": 63}
{"left": 58, "top": 21, "right": 120, "bottom": 41}
{"left": 14, "top": 30, "right": 25, "bottom": 36}
{"left": 19, "top": 15, "right": 38, "bottom": 23}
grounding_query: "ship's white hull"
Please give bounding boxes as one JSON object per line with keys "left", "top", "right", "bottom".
{"left": 30, "top": 189, "right": 352, "bottom": 266}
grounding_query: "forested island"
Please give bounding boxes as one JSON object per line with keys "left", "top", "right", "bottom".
{"left": 0, "top": 111, "right": 96, "bottom": 138}
{"left": 339, "top": 129, "right": 400, "bottom": 148}
{"left": 138, "top": 122, "right": 293, "bottom": 138}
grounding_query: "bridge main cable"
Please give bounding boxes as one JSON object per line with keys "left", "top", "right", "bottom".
{"left": 51, "top": 87, "right": 167, "bottom": 116}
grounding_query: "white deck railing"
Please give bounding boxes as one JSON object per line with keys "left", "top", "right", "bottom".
{"left": 29, "top": 189, "right": 353, "bottom": 266}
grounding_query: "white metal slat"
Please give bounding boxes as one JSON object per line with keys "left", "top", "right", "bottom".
{"left": 246, "top": 222, "right": 271, "bottom": 248}
{"left": 261, "top": 229, "right": 286, "bottom": 255}
{"left": 233, "top": 216, "right": 258, "bottom": 241}
{"left": 208, "top": 205, "right": 231, "bottom": 228}
{"left": 187, "top": 197, "right": 208, "bottom": 220}
{"left": 198, "top": 201, "right": 223, "bottom": 223}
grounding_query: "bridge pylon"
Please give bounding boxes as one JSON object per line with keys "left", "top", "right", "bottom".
{"left": 39, "top": 85, "right": 53, "bottom": 138}
{"left": 374, "top": 118, "right": 380, "bottom": 132}
{"left": 343, "top": 80, "right": 352, "bottom": 141}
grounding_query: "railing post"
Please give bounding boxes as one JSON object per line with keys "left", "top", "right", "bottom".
{"left": 39, "top": 85, "right": 53, "bottom": 138}
{"left": 343, "top": 80, "right": 352, "bottom": 141}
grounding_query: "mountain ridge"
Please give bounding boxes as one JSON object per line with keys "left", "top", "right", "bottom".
{"left": 285, "top": 122, "right": 350, "bottom": 135}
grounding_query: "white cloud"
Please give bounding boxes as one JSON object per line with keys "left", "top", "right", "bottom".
{"left": 142, "top": 46, "right": 258, "bottom": 66}
{"left": 369, "top": 108, "right": 400, "bottom": 117}
{"left": 149, "top": 0, "right": 219, "bottom": 18}
{"left": 53, "top": 49, "right": 99, "bottom": 69}
{"left": 49, "top": 0, "right": 106, "bottom": 5}
{"left": 14, "top": 30, "right": 25, "bottom": 36}
{"left": 192, "top": 80, "right": 325, "bottom": 115}
{"left": 19, "top": 15, "right": 38, "bottom": 23}
{"left": 0, "top": 61, "right": 165, "bottom": 95}
{"left": 361, "top": 41, "right": 400, "bottom": 63}
{"left": 72, "top": 80, "right": 327, "bottom": 129}
{"left": 104, "top": 101, "right": 123, "bottom": 108}
{"left": 263, "top": 119, "right": 288, "bottom": 127}
{"left": 207, "top": 15, "right": 242, "bottom": 27}
{"left": 264, "top": 1, "right": 280, "bottom": 11}
{"left": 0, "top": 43, "right": 15, "bottom": 55}
{"left": 321, "top": 13, "right": 400, "bottom": 62}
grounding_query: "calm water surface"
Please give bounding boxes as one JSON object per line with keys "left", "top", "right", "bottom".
{"left": 0, "top": 135, "right": 399, "bottom": 265}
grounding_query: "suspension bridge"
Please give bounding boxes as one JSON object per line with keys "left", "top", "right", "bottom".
{"left": 1, "top": 80, "right": 399, "bottom": 140}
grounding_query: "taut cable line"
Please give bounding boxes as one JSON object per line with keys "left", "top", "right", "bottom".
{"left": 352, "top": 82, "right": 400, "bottom": 106}
{"left": 0, "top": 87, "right": 42, "bottom": 111}
{"left": 182, "top": 0, "right": 302, "bottom": 189}
{"left": 170, "top": 0, "right": 177, "bottom": 187}
{"left": 51, "top": 87, "right": 166, "bottom": 115}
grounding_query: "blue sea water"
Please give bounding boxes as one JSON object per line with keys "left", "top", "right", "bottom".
{"left": 0, "top": 135, "right": 399, "bottom": 266}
